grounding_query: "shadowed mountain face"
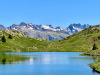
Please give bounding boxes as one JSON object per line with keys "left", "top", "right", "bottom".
{"left": 0, "top": 25, "right": 7, "bottom": 30}
{"left": 1, "top": 22, "right": 90, "bottom": 40}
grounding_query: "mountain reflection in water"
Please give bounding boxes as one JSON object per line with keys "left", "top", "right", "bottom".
{"left": 0, "top": 54, "right": 28, "bottom": 64}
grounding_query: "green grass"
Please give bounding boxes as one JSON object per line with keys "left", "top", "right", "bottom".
{"left": 48, "top": 25, "right": 100, "bottom": 52}
{"left": 90, "top": 61, "right": 100, "bottom": 73}
{"left": 0, "top": 30, "right": 51, "bottom": 52}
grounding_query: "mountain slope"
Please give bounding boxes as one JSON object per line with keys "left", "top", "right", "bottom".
{"left": 0, "top": 30, "right": 50, "bottom": 52}
{"left": 0, "top": 25, "right": 7, "bottom": 30}
{"left": 48, "top": 24, "right": 100, "bottom": 52}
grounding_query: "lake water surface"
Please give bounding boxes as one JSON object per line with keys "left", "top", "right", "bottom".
{"left": 0, "top": 52, "right": 99, "bottom": 75}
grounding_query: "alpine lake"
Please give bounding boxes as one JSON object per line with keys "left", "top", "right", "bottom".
{"left": 0, "top": 52, "right": 99, "bottom": 75}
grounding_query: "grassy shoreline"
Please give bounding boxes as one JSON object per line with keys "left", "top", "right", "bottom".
{"left": 84, "top": 50, "right": 100, "bottom": 73}
{"left": 90, "top": 61, "right": 100, "bottom": 73}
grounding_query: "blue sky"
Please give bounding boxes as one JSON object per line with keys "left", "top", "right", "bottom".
{"left": 0, "top": 0, "right": 100, "bottom": 28}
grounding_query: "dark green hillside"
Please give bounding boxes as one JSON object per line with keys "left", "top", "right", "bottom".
{"left": 48, "top": 25, "right": 100, "bottom": 52}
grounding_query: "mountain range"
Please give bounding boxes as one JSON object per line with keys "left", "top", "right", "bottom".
{"left": 0, "top": 22, "right": 90, "bottom": 40}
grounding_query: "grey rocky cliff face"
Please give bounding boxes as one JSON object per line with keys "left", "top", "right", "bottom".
{"left": 2, "top": 22, "right": 90, "bottom": 40}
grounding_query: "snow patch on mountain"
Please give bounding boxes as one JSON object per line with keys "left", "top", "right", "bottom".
{"left": 42, "top": 25, "right": 51, "bottom": 29}
{"left": 73, "top": 26, "right": 82, "bottom": 31}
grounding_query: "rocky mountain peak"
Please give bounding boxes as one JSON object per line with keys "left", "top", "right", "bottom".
{"left": 0, "top": 24, "right": 7, "bottom": 30}
{"left": 46, "top": 25, "right": 53, "bottom": 28}
{"left": 20, "top": 22, "right": 27, "bottom": 26}
{"left": 70, "top": 23, "right": 81, "bottom": 28}
{"left": 55, "top": 26, "right": 61, "bottom": 29}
